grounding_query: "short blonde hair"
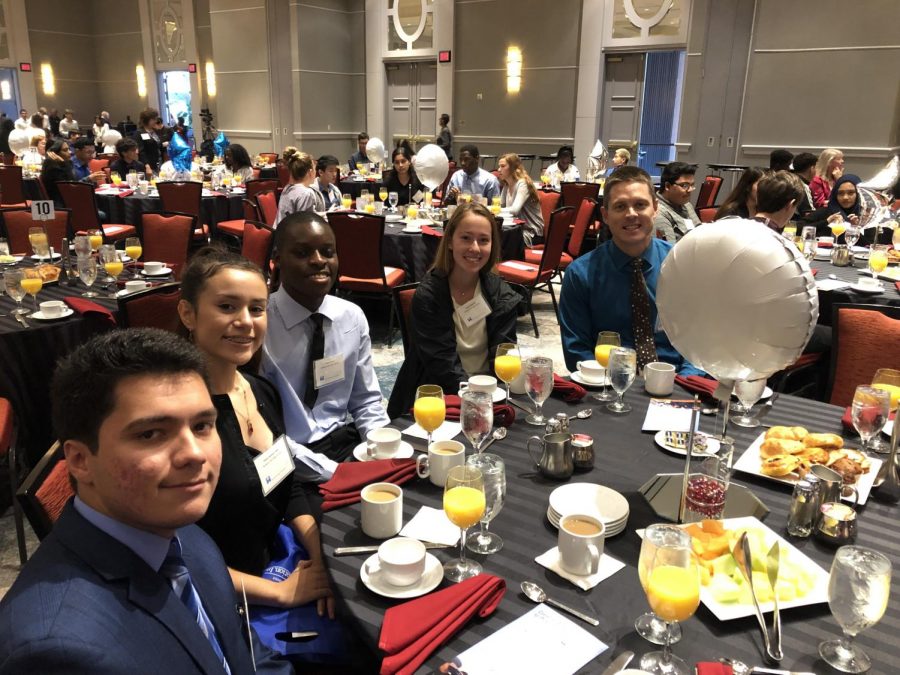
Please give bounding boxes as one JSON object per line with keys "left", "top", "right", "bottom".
{"left": 815, "top": 148, "right": 842, "bottom": 179}
{"left": 431, "top": 202, "right": 501, "bottom": 275}
{"left": 615, "top": 148, "right": 631, "bottom": 163}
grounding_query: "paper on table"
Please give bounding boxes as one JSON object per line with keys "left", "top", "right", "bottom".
{"left": 641, "top": 398, "right": 700, "bottom": 432}
{"left": 402, "top": 420, "right": 461, "bottom": 441}
{"left": 399, "top": 506, "right": 460, "bottom": 546}
{"left": 451, "top": 604, "right": 607, "bottom": 675}
{"left": 815, "top": 279, "right": 850, "bottom": 292}
{"left": 534, "top": 547, "right": 626, "bottom": 591}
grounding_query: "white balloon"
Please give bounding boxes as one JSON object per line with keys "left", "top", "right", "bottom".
{"left": 415, "top": 143, "right": 450, "bottom": 190}
{"left": 365, "top": 137, "right": 386, "bottom": 164}
{"left": 656, "top": 220, "right": 818, "bottom": 389}
{"left": 102, "top": 129, "right": 122, "bottom": 147}
{"left": 7, "top": 129, "right": 30, "bottom": 157}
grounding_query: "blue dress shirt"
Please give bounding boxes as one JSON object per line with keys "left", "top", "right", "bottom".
{"left": 262, "top": 289, "right": 390, "bottom": 446}
{"left": 73, "top": 496, "right": 171, "bottom": 571}
{"left": 71, "top": 156, "right": 91, "bottom": 181}
{"left": 447, "top": 168, "right": 501, "bottom": 201}
{"left": 559, "top": 238, "right": 703, "bottom": 375}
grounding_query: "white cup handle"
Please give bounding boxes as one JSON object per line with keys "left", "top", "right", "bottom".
{"left": 587, "top": 544, "right": 601, "bottom": 575}
{"left": 364, "top": 558, "right": 381, "bottom": 576}
{"left": 366, "top": 442, "right": 377, "bottom": 460}
{"left": 416, "top": 454, "right": 430, "bottom": 478}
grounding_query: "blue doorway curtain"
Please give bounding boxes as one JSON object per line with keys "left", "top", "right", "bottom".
{"left": 637, "top": 50, "right": 684, "bottom": 176}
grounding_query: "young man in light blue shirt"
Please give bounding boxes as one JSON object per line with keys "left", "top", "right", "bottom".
{"left": 444, "top": 144, "right": 500, "bottom": 205}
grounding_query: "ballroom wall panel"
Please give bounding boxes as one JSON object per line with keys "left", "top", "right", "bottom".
{"left": 93, "top": 1, "right": 144, "bottom": 123}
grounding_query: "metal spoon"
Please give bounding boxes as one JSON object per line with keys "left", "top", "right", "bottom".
{"left": 520, "top": 581, "right": 599, "bottom": 626}
{"left": 569, "top": 408, "right": 593, "bottom": 421}
{"left": 479, "top": 426, "right": 507, "bottom": 453}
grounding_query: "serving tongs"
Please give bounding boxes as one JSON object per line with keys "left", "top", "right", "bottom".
{"left": 765, "top": 542, "right": 784, "bottom": 661}
{"left": 732, "top": 532, "right": 782, "bottom": 663}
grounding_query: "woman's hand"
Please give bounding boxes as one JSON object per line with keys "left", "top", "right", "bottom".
{"left": 831, "top": 166, "right": 844, "bottom": 181}
{"left": 277, "top": 559, "right": 332, "bottom": 609}
{"left": 848, "top": 214, "right": 859, "bottom": 226}
{"left": 827, "top": 213, "right": 843, "bottom": 225}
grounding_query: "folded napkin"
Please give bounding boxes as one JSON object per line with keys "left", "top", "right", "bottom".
{"left": 421, "top": 225, "right": 442, "bottom": 238}
{"left": 427, "top": 394, "right": 515, "bottom": 428}
{"left": 64, "top": 296, "right": 116, "bottom": 326}
{"left": 318, "top": 459, "right": 417, "bottom": 511}
{"left": 379, "top": 573, "right": 506, "bottom": 675}
{"left": 841, "top": 406, "right": 895, "bottom": 432}
{"left": 675, "top": 375, "right": 719, "bottom": 398}
{"left": 534, "top": 546, "right": 626, "bottom": 591}
{"left": 696, "top": 664, "right": 732, "bottom": 675}
{"left": 552, "top": 374, "right": 586, "bottom": 401}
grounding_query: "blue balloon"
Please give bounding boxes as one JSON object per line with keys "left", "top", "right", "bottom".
{"left": 213, "top": 131, "right": 230, "bottom": 158}
{"left": 169, "top": 132, "right": 193, "bottom": 173}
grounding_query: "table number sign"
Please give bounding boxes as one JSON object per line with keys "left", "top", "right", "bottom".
{"left": 31, "top": 200, "right": 55, "bottom": 221}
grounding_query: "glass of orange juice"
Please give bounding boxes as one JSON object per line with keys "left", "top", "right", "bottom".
{"left": 110, "top": 172, "right": 122, "bottom": 186}
{"left": 124, "top": 236, "right": 142, "bottom": 278}
{"left": 443, "top": 465, "right": 485, "bottom": 582}
{"left": 20, "top": 268, "right": 43, "bottom": 312}
{"left": 407, "top": 203, "right": 419, "bottom": 221}
{"left": 868, "top": 245, "right": 889, "bottom": 280}
{"left": 100, "top": 245, "right": 123, "bottom": 293}
{"left": 341, "top": 193, "right": 352, "bottom": 210}
{"left": 494, "top": 343, "right": 521, "bottom": 401}
{"left": 88, "top": 229, "right": 103, "bottom": 253}
{"left": 593, "top": 331, "right": 621, "bottom": 401}
{"left": 378, "top": 187, "right": 388, "bottom": 202}
{"left": 414, "top": 385, "right": 445, "bottom": 449}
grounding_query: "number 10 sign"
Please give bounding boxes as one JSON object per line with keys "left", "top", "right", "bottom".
{"left": 31, "top": 200, "right": 55, "bottom": 221}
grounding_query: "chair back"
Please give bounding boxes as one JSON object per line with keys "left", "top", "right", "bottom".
{"left": 256, "top": 190, "right": 278, "bottom": 226}
{"left": 536, "top": 206, "right": 576, "bottom": 279}
{"left": 0, "top": 152, "right": 16, "bottom": 165}
{"left": 567, "top": 198, "right": 596, "bottom": 258}
{"left": 241, "top": 220, "right": 275, "bottom": 277}
{"left": 828, "top": 303, "right": 900, "bottom": 407}
{"left": 157, "top": 181, "right": 202, "bottom": 221}
{"left": 245, "top": 178, "right": 278, "bottom": 202}
{"left": 89, "top": 158, "right": 109, "bottom": 173}
{"left": 695, "top": 175, "right": 722, "bottom": 210}
{"left": 392, "top": 282, "right": 419, "bottom": 355}
{"left": 537, "top": 190, "right": 561, "bottom": 227}
{"left": 16, "top": 441, "right": 72, "bottom": 540}
{"left": 0, "top": 165, "right": 28, "bottom": 205}
{"left": 57, "top": 181, "right": 102, "bottom": 230}
{"left": 276, "top": 163, "right": 290, "bottom": 188}
{"left": 259, "top": 152, "right": 278, "bottom": 165}
{"left": 697, "top": 206, "right": 717, "bottom": 223}
{"left": 328, "top": 212, "right": 388, "bottom": 283}
{"left": 560, "top": 181, "right": 601, "bottom": 209}
{"left": 242, "top": 198, "right": 260, "bottom": 221}
{"left": 139, "top": 212, "right": 195, "bottom": 280}
{"left": 117, "top": 281, "right": 183, "bottom": 332}
{"left": 1, "top": 207, "right": 71, "bottom": 254}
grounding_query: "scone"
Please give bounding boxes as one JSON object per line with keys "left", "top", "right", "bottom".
{"left": 803, "top": 433, "right": 843, "bottom": 449}
{"left": 765, "top": 426, "right": 808, "bottom": 441}
{"left": 760, "top": 438, "right": 805, "bottom": 458}
{"left": 760, "top": 454, "right": 801, "bottom": 477}
{"left": 797, "top": 446, "right": 830, "bottom": 464}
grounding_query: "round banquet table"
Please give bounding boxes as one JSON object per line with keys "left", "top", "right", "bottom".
{"left": 319, "top": 384, "right": 900, "bottom": 674}
{"left": 809, "top": 255, "right": 900, "bottom": 325}
{"left": 94, "top": 189, "right": 244, "bottom": 231}
{"left": 339, "top": 178, "right": 386, "bottom": 200}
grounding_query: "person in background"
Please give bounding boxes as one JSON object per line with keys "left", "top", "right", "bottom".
{"left": 607, "top": 148, "right": 631, "bottom": 176}
{"left": 14, "top": 108, "right": 28, "bottom": 131}
{"left": 0, "top": 117, "right": 14, "bottom": 156}
{"left": 383, "top": 145, "right": 424, "bottom": 207}
{"left": 276, "top": 147, "right": 319, "bottom": 224}
{"left": 21, "top": 133, "right": 45, "bottom": 168}
{"left": 436, "top": 113, "right": 453, "bottom": 160}
{"left": 546, "top": 145, "right": 580, "bottom": 183}
{"left": 59, "top": 109, "right": 79, "bottom": 137}
{"left": 38, "top": 106, "right": 50, "bottom": 131}
{"left": 791, "top": 151, "right": 818, "bottom": 217}
{"left": 28, "top": 113, "right": 46, "bottom": 139}
{"left": 714, "top": 167, "right": 767, "bottom": 220}
{"left": 70, "top": 137, "right": 106, "bottom": 184}
{"left": 262, "top": 211, "right": 391, "bottom": 462}
{"left": 653, "top": 161, "right": 700, "bottom": 242}
{"left": 348, "top": 131, "right": 369, "bottom": 172}
{"left": 810, "top": 147, "right": 844, "bottom": 207}
{"left": 498, "top": 152, "right": 544, "bottom": 246}
{"left": 444, "top": 144, "right": 500, "bottom": 205}
{"left": 92, "top": 114, "right": 109, "bottom": 153}
{"left": 388, "top": 202, "right": 520, "bottom": 417}
{"left": 826, "top": 174, "right": 863, "bottom": 227}
{"left": 769, "top": 148, "right": 794, "bottom": 172}
{"left": 753, "top": 170, "right": 804, "bottom": 233}
{"left": 173, "top": 116, "right": 188, "bottom": 143}
{"left": 39, "top": 139, "right": 75, "bottom": 206}
{"left": 224, "top": 143, "right": 254, "bottom": 184}
{"left": 134, "top": 108, "right": 164, "bottom": 174}
{"left": 110, "top": 137, "right": 147, "bottom": 179}
{"left": 312, "top": 154, "right": 343, "bottom": 210}
{"left": 48, "top": 108, "right": 61, "bottom": 137}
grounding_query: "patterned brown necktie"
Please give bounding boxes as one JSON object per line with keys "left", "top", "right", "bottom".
{"left": 631, "top": 258, "right": 658, "bottom": 370}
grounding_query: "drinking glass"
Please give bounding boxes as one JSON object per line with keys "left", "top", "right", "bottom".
{"left": 460, "top": 390, "right": 493, "bottom": 453}
{"left": 829, "top": 219, "right": 848, "bottom": 242}
{"left": 782, "top": 222, "right": 797, "bottom": 240}
{"left": 413, "top": 385, "right": 445, "bottom": 449}
{"left": 466, "top": 453, "right": 505, "bottom": 554}
{"left": 100, "top": 245, "right": 123, "bottom": 294}
{"left": 424, "top": 191, "right": 433, "bottom": 209}
{"left": 593, "top": 331, "right": 621, "bottom": 402}
{"left": 818, "top": 545, "right": 891, "bottom": 673}
{"left": 868, "top": 245, "right": 889, "bottom": 280}
{"left": 88, "top": 229, "right": 103, "bottom": 253}
{"left": 443, "top": 465, "right": 485, "bottom": 583}
{"left": 110, "top": 171, "right": 122, "bottom": 186}
{"left": 892, "top": 223, "right": 900, "bottom": 249}
{"left": 523, "top": 355, "right": 553, "bottom": 425}
{"left": 732, "top": 379, "right": 767, "bottom": 428}
{"left": 20, "top": 268, "right": 42, "bottom": 312}
{"left": 639, "top": 540, "right": 700, "bottom": 675}
{"left": 871, "top": 368, "right": 900, "bottom": 413}
{"left": 844, "top": 225, "right": 860, "bottom": 249}
{"left": 359, "top": 163, "right": 369, "bottom": 177}
{"left": 494, "top": 343, "right": 521, "bottom": 401}
{"left": 636, "top": 524, "right": 691, "bottom": 646}
{"left": 388, "top": 191, "right": 399, "bottom": 211}
{"left": 3, "top": 269, "right": 29, "bottom": 315}
{"left": 77, "top": 255, "right": 99, "bottom": 298}
{"left": 28, "top": 226, "right": 49, "bottom": 258}
{"left": 124, "top": 236, "right": 142, "bottom": 278}
{"left": 801, "top": 226, "right": 817, "bottom": 262}
{"left": 607, "top": 347, "right": 637, "bottom": 413}
{"left": 73, "top": 235, "right": 91, "bottom": 258}
{"left": 0, "top": 238, "right": 10, "bottom": 258}
{"left": 341, "top": 193, "right": 352, "bottom": 210}
{"left": 851, "top": 385, "right": 890, "bottom": 454}
{"left": 379, "top": 187, "right": 388, "bottom": 202}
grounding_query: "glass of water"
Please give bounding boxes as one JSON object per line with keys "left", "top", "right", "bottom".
{"left": 460, "top": 390, "right": 493, "bottom": 454}
{"left": 819, "top": 545, "right": 891, "bottom": 673}
{"left": 607, "top": 347, "right": 637, "bottom": 413}
{"left": 844, "top": 225, "right": 860, "bottom": 249}
{"left": 732, "top": 379, "right": 768, "bottom": 428}
{"left": 523, "top": 355, "right": 553, "bottom": 425}
{"left": 77, "top": 255, "right": 99, "bottom": 298}
{"left": 851, "top": 385, "right": 890, "bottom": 454}
{"left": 3, "top": 268, "right": 29, "bottom": 315}
{"left": 466, "top": 452, "right": 505, "bottom": 555}
{"left": 388, "top": 191, "right": 399, "bottom": 212}
{"left": 801, "top": 225, "right": 817, "bottom": 262}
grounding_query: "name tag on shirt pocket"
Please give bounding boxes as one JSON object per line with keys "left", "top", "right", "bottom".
{"left": 254, "top": 436, "right": 295, "bottom": 496}
{"left": 141, "top": 133, "right": 151, "bottom": 140}
{"left": 314, "top": 354, "right": 344, "bottom": 389}
{"left": 455, "top": 294, "right": 491, "bottom": 327}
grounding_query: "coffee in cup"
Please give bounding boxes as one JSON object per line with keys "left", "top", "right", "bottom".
{"left": 369, "top": 537, "right": 426, "bottom": 587}
{"left": 416, "top": 440, "right": 465, "bottom": 487}
{"left": 366, "top": 427, "right": 402, "bottom": 459}
{"left": 644, "top": 361, "right": 676, "bottom": 396}
{"left": 559, "top": 514, "right": 605, "bottom": 576}
{"left": 39, "top": 300, "right": 66, "bottom": 318}
{"left": 143, "top": 261, "right": 164, "bottom": 274}
{"left": 577, "top": 360, "right": 605, "bottom": 383}
{"left": 360, "top": 482, "right": 402, "bottom": 538}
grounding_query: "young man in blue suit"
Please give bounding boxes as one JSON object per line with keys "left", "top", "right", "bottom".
{"left": 0, "top": 328, "right": 293, "bottom": 674}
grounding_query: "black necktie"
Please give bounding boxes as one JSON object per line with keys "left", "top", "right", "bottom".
{"left": 321, "top": 185, "right": 332, "bottom": 209}
{"left": 631, "top": 258, "right": 658, "bottom": 371}
{"left": 304, "top": 313, "right": 325, "bottom": 409}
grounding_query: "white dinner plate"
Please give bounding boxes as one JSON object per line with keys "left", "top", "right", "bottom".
{"left": 569, "top": 371, "right": 607, "bottom": 388}
{"left": 548, "top": 483, "right": 630, "bottom": 527}
{"left": 31, "top": 253, "right": 62, "bottom": 261}
{"left": 360, "top": 552, "right": 443, "bottom": 599}
{"left": 637, "top": 516, "right": 829, "bottom": 622}
{"left": 732, "top": 431, "right": 881, "bottom": 505}
{"left": 30, "top": 308, "right": 75, "bottom": 321}
{"left": 883, "top": 418, "right": 894, "bottom": 437}
{"left": 351, "top": 440, "right": 415, "bottom": 463}
{"left": 653, "top": 430, "right": 722, "bottom": 457}
{"left": 848, "top": 283, "right": 884, "bottom": 295}
{"left": 457, "top": 387, "right": 506, "bottom": 403}
{"left": 0, "top": 255, "right": 23, "bottom": 264}
{"left": 142, "top": 267, "right": 173, "bottom": 277}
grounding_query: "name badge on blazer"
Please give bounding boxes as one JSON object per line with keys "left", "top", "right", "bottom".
{"left": 314, "top": 354, "right": 344, "bottom": 388}
{"left": 456, "top": 294, "right": 491, "bottom": 327}
{"left": 254, "top": 436, "right": 294, "bottom": 496}
{"left": 141, "top": 133, "right": 151, "bottom": 140}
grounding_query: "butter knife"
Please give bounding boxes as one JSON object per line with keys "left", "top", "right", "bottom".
{"left": 599, "top": 650, "right": 634, "bottom": 675}
{"left": 14, "top": 313, "right": 29, "bottom": 329}
{"left": 335, "top": 542, "right": 451, "bottom": 556}
{"left": 507, "top": 397, "right": 533, "bottom": 414}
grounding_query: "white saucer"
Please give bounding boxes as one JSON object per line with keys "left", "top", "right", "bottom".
{"left": 352, "top": 440, "right": 415, "bottom": 462}
{"left": 30, "top": 308, "right": 74, "bottom": 321}
{"left": 360, "top": 552, "right": 443, "bottom": 599}
{"left": 569, "top": 371, "right": 607, "bottom": 388}
{"left": 849, "top": 283, "right": 883, "bottom": 294}
{"left": 142, "top": 267, "right": 173, "bottom": 277}
{"left": 653, "top": 430, "right": 721, "bottom": 457}
{"left": 402, "top": 226, "right": 422, "bottom": 234}
{"left": 548, "top": 483, "right": 630, "bottom": 529}
{"left": 116, "top": 287, "right": 151, "bottom": 297}
{"left": 731, "top": 385, "right": 774, "bottom": 400}
{"left": 31, "top": 253, "right": 62, "bottom": 261}
{"left": 457, "top": 387, "right": 506, "bottom": 403}
{"left": 385, "top": 213, "right": 403, "bottom": 222}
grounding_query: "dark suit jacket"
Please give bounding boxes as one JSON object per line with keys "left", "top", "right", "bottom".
{"left": 0, "top": 503, "right": 293, "bottom": 674}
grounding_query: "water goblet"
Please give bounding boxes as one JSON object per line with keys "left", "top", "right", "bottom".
{"left": 73, "top": 235, "right": 91, "bottom": 258}
{"left": 607, "top": 347, "right": 637, "bottom": 413}
{"left": 388, "top": 191, "right": 399, "bottom": 211}
{"left": 636, "top": 524, "right": 691, "bottom": 646}
{"left": 3, "top": 269, "right": 30, "bottom": 316}
{"left": 443, "top": 465, "right": 485, "bottom": 583}
{"left": 844, "top": 225, "right": 860, "bottom": 249}
{"left": 460, "top": 390, "right": 493, "bottom": 453}
{"left": 731, "top": 379, "right": 767, "bottom": 428}
{"left": 851, "top": 385, "right": 890, "bottom": 455}
{"left": 465, "top": 453, "right": 505, "bottom": 555}
{"left": 494, "top": 343, "right": 521, "bottom": 401}
{"left": 593, "top": 331, "right": 621, "bottom": 401}
{"left": 77, "top": 255, "right": 99, "bottom": 298}
{"left": 523, "top": 356, "right": 553, "bottom": 425}
{"left": 413, "top": 385, "right": 445, "bottom": 449}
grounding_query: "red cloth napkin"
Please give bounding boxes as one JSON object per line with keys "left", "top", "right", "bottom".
{"left": 421, "top": 225, "right": 443, "bottom": 238}
{"left": 696, "top": 664, "right": 732, "bottom": 675}
{"left": 553, "top": 374, "right": 586, "bottom": 401}
{"left": 818, "top": 241, "right": 834, "bottom": 248}
{"left": 841, "top": 406, "right": 895, "bottom": 431}
{"left": 63, "top": 296, "right": 116, "bottom": 326}
{"left": 895, "top": 281, "right": 900, "bottom": 294}
{"left": 318, "top": 459, "right": 417, "bottom": 511}
{"left": 811, "top": 268, "right": 819, "bottom": 277}
{"left": 675, "top": 375, "right": 719, "bottom": 398}
{"left": 419, "top": 394, "right": 515, "bottom": 428}
{"left": 379, "top": 573, "right": 506, "bottom": 675}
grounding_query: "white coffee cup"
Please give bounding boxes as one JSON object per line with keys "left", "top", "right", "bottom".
{"left": 39, "top": 300, "right": 66, "bottom": 318}
{"left": 577, "top": 360, "right": 606, "bottom": 383}
{"left": 559, "top": 514, "right": 605, "bottom": 576}
{"left": 644, "top": 361, "right": 676, "bottom": 396}
{"left": 818, "top": 236, "right": 834, "bottom": 246}
{"left": 125, "top": 280, "right": 151, "bottom": 293}
{"left": 143, "top": 261, "right": 164, "bottom": 274}
{"left": 416, "top": 440, "right": 465, "bottom": 487}
{"left": 369, "top": 537, "right": 426, "bottom": 587}
{"left": 366, "top": 427, "right": 402, "bottom": 460}
{"left": 460, "top": 375, "right": 497, "bottom": 395}
{"left": 360, "top": 482, "right": 403, "bottom": 539}
{"left": 858, "top": 276, "right": 879, "bottom": 288}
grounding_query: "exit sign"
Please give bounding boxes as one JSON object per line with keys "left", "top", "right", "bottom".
{"left": 188, "top": 63, "right": 197, "bottom": 73}
{"left": 438, "top": 50, "right": 451, "bottom": 63}
{"left": 19, "top": 62, "right": 31, "bottom": 72}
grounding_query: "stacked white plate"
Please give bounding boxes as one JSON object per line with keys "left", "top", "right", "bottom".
{"left": 546, "top": 483, "right": 629, "bottom": 536}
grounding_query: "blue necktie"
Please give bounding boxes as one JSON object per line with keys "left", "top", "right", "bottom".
{"left": 160, "top": 538, "right": 232, "bottom": 674}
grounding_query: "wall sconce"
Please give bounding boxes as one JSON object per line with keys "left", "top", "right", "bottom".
{"left": 205, "top": 61, "right": 216, "bottom": 98}
{"left": 506, "top": 46, "right": 522, "bottom": 94}
{"left": 0, "top": 80, "right": 10, "bottom": 100}
{"left": 40, "top": 63, "right": 55, "bottom": 96}
{"left": 136, "top": 64, "right": 147, "bottom": 98}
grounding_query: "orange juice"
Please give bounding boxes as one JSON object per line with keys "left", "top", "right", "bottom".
{"left": 489, "top": 204, "right": 501, "bottom": 216}
{"left": 444, "top": 486, "right": 486, "bottom": 528}
{"left": 872, "top": 383, "right": 900, "bottom": 411}
{"left": 379, "top": 188, "right": 388, "bottom": 201}
{"left": 647, "top": 565, "right": 700, "bottom": 622}
{"left": 364, "top": 202, "right": 375, "bottom": 214}
{"left": 414, "top": 396, "right": 446, "bottom": 432}
{"left": 594, "top": 344, "right": 615, "bottom": 367}
{"left": 494, "top": 354, "right": 521, "bottom": 383}
{"left": 341, "top": 197, "right": 352, "bottom": 209}
{"left": 104, "top": 261, "right": 124, "bottom": 277}
{"left": 407, "top": 205, "right": 419, "bottom": 220}
{"left": 20, "top": 277, "right": 42, "bottom": 295}
{"left": 89, "top": 235, "right": 103, "bottom": 251}
{"left": 830, "top": 222, "right": 846, "bottom": 237}
{"left": 870, "top": 251, "right": 888, "bottom": 273}
{"left": 111, "top": 173, "right": 122, "bottom": 185}
{"left": 125, "top": 245, "right": 143, "bottom": 260}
